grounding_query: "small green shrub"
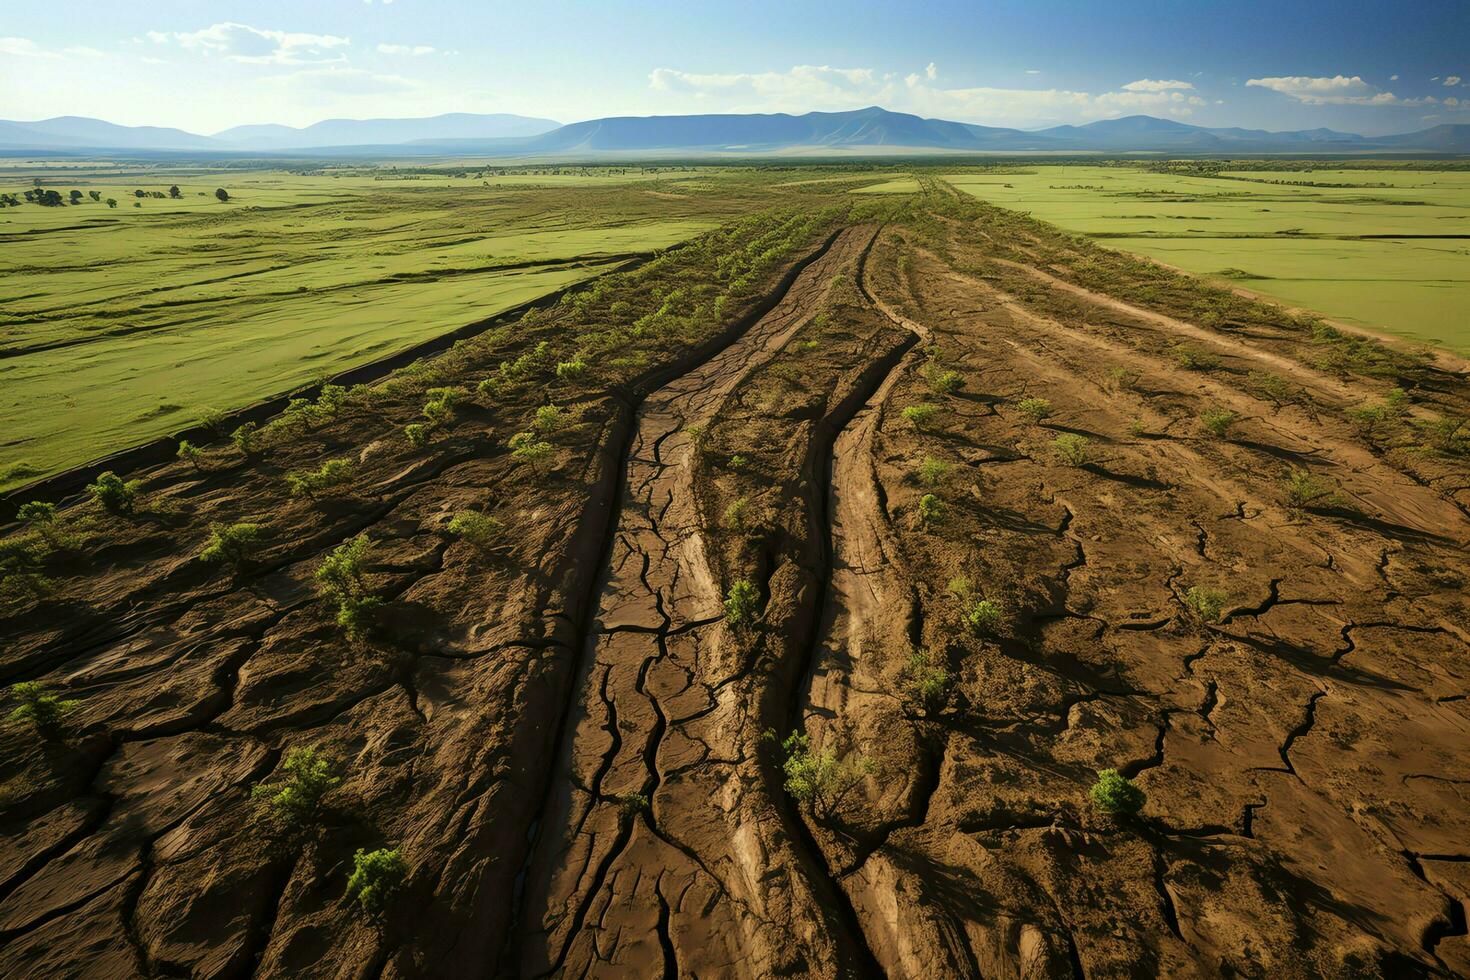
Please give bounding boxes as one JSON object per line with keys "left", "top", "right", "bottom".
{"left": 533, "top": 403, "right": 567, "bottom": 434}
{"left": 615, "top": 791, "right": 649, "bottom": 815}
{"left": 772, "top": 730, "right": 875, "bottom": 821}
{"left": 556, "top": 357, "right": 588, "bottom": 381}
{"left": 721, "top": 496, "right": 751, "bottom": 532}
{"left": 724, "top": 579, "right": 760, "bottom": 627}
{"left": 899, "top": 651, "right": 951, "bottom": 716}
{"left": 336, "top": 597, "right": 383, "bottom": 639}
{"left": 422, "top": 387, "right": 462, "bottom": 425}
{"left": 508, "top": 431, "right": 554, "bottom": 472}
{"left": 902, "top": 403, "right": 939, "bottom": 429}
{"left": 286, "top": 459, "right": 354, "bottom": 499}
{"left": 404, "top": 422, "right": 432, "bottom": 447}
{"left": 925, "top": 365, "right": 963, "bottom": 395}
{"left": 316, "top": 535, "right": 379, "bottom": 637}
{"left": 916, "top": 456, "right": 949, "bottom": 487}
{"left": 0, "top": 571, "right": 55, "bottom": 606}
{"left": 1417, "top": 415, "right": 1469, "bottom": 456}
{"left": 1016, "top": 396, "right": 1053, "bottom": 423}
{"left": 1284, "top": 469, "right": 1343, "bottom": 512}
{"left": 1184, "top": 586, "right": 1228, "bottom": 623}
{"left": 8, "top": 681, "right": 78, "bottom": 736}
{"left": 447, "top": 510, "right": 501, "bottom": 551}
{"left": 1246, "top": 371, "right": 1300, "bottom": 409}
{"left": 1199, "top": 408, "right": 1239, "bottom": 440}
{"left": 17, "top": 502, "right": 68, "bottom": 549}
{"left": 251, "top": 745, "right": 341, "bottom": 830}
{"left": 1051, "top": 433, "right": 1089, "bottom": 466}
{"left": 1127, "top": 417, "right": 1146, "bottom": 438}
{"left": 177, "top": 440, "right": 205, "bottom": 471}
{"left": 917, "top": 493, "right": 945, "bottom": 528}
{"left": 345, "top": 847, "right": 407, "bottom": 918}
{"left": 1172, "top": 344, "right": 1220, "bottom": 371}
{"left": 728, "top": 453, "right": 748, "bottom": 470}
{"left": 232, "top": 421, "right": 260, "bottom": 456}
{"left": 1089, "top": 768, "right": 1145, "bottom": 816}
{"left": 200, "top": 522, "right": 262, "bottom": 569}
{"left": 87, "top": 471, "right": 141, "bottom": 514}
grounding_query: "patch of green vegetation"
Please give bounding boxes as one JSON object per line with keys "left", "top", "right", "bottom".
{"left": 447, "top": 510, "right": 501, "bottom": 551}
{"left": 251, "top": 745, "right": 341, "bottom": 832}
{"left": 1051, "top": 433, "right": 1090, "bottom": 466}
{"left": 1089, "top": 768, "right": 1145, "bottom": 816}
{"left": 200, "top": 522, "right": 263, "bottom": 570}
{"left": 769, "top": 729, "right": 876, "bottom": 821}
{"left": 345, "top": 847, "right": 408, "bottom": 918}
{"left": 724, "top": 579, "right": 760, "bottom": 627}
{"left": 1184, "top": 586, "right": 1228, "bottom": 622}
{"left": 7, "top": 681, "right": 79, "bottom": 739}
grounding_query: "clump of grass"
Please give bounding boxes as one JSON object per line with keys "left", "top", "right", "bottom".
{"left": 721, "top": 496, "right": 751, "bottom": 532}
{"left": 17, "top": 501, "right": 71, "bottom": 550}
{"left": 232, "top": 422, "right": 260, "bottom": 456}
{"left": 899, "top": 651, "right": 951, "bottom": 717}
{"left": 1284, "top": 468, "right": 1344, "bottom": 513}
{"left": 924, "top": 363, "right": 963, "bottom": 395}
{"left": 728, "top": 453, "right": 748, "bottom": 470}
{"left": 615, "top": 791, "right": 650, "bottom": 815}
{"left": 1417, "top": 415, "right": 1469, "bottom": 456}
{"left": 902, "top": 403, "right": 940, "bottom": 429}
{"left": 685, "top": 424, "right": 708, "bottom": 455}
{"left": 286, "top": 459, "right": 354, "bottom": 499}
{"left": 508, "top": 431, "right": 554, "bottom": 473}
{"left": 555, "top": 357, "right": 588, "bottom": 381}
{"left": 1051, "top": 433, "right": 1089, "bottom": 466}
{"left": 1172, "top": 344, "right": 1220, "bottom": 371}
{"left": 1246, "top": 371, "right": 1301, "bottom": 409}
{"left": 87, "top": 471, "right": 141, "bottom": 514}
{"left": 200, "top": 522, "right": 262, "bottom": 570}
{"left": 1199, "top": 408, "right": 1239, "bottom": 440}
{"left": 769, "top": 730, "right": 876, "bottom": 821}
{"left": 177, "top": 440, "right": 205, "bottom": 471}
{"left": 251, "top": 745, "right": 340, "bottom": 832}
{"left": 723, "top": 579, "right": 760, "bottom": 628}
{"left": 1089, "top": 768, "right": 1145, "bottom": 816}
{"left": 7, "top": 681, "right": 78, "bottom": 739}
{"left": 447, "top": 510, "right": 501, "bottom": 551}
{"left": 533, "top": 403, "right": 569, "bottom": 434}
{"left": 315, "top": 535, "right": 380, "bottom": 639}
{"left": 949, "top": 577, "right": 1003, "bottom": 635}
{"left": 917, "top": 493, "right": 946, "bottom": 529}
{"left": 915, "top": 456, "right": 950, "bottom": 487}
{"left": 1127, "top": 417, "right": 1147, "bottom": 438}
{"left": 345, "top": 847, "right": 407, "bottom": 918}
{"left": 1184, "top": 586, "right": 1228, "bottom": 623}
{"left": 1015, "top": 396, "right": 1053, "bottom": 423}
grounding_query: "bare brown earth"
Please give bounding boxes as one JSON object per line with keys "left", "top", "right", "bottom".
{"left": 3, "top": 196, "right": 1470, "bottom": 978}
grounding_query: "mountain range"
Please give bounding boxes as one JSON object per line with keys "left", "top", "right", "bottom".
{"left": 1, "top": 107, "right": 1466, "bottom": 156}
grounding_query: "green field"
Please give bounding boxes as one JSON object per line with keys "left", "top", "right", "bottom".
{"left": 0, "top": 166, "right": 737, "bottom": 488}
{"left": 944, "top": 166, "right": 1470, "bottom": 354}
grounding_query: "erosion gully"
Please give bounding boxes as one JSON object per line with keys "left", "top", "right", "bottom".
{"left": 512, "top": 224, "right": 921, "bottom": 977}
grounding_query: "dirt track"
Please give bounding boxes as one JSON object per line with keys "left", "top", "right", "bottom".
{"left": 2, "top": 210, "right": 1469, "bottom": 977}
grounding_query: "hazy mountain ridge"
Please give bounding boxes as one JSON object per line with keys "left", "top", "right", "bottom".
{"left": 0, "top": 106, "right": 1465, "bottom": 155}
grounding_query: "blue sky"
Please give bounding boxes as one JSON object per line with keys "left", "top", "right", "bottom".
{"left": 1, "top": 0, "right": 1465, "bottom": 135}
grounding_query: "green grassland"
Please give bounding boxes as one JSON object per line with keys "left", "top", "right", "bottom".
{"left": 0, "top": 166, "right": 747, "bottom": 488}
{"left": 944, "top": 166, "right": 1470, "bottom": 354}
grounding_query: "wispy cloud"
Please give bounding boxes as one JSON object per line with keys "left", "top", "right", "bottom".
{"left": 152, "top": 22, "right": 350, "bottom": 65}
{"left": 1446, "top": 76, "right": 1462, "bottom": 87}
{"left": 1121, "top": 79, "right": 1194, "bottom": 92}
{"left": 1246, "top": 74, "right": 1430, "bottom": 106}
{"left": 0, "top": 36, "right": 61, "bottom": 58}
{"left": 377, "top": 43, "right": 436, "bottom": 56}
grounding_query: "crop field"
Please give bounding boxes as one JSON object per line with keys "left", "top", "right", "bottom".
{"left": 945, "top": 165, "right": 1470, "bottom": 354}
{"left": 0, "top": 165, "right": 735, "bottom": 488}
{"left": 3, "top": 183, "right": 1469, "bottom": 976}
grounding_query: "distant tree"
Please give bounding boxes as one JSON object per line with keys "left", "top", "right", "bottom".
{"left": 105, "top": 198, "right": 117, "bottom": 208}
{"left": 88, "top": 190, "right": 101, "bottom": 202}
{"left": 168, "top": 185, "right": 181, "bottom": 199}
{"left": 68, "top": 190, "right": 83, "bottom": 205}
{"left": 134, "top": 189, "right": 145, "bottom": 198}
{"left": 215, "top": 188, "right": 230, "bottom": 202}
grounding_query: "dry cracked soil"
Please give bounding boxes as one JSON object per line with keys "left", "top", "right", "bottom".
{"left": 2, "top": 198, "right": 1470, "bottom": 979}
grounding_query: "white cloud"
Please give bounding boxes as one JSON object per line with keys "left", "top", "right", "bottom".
{"left": 1024, "top": 69, "right": 1041, "bottom": 75}
{"left": 0, "top": 36, "right": 61, "bottom": 58}
{"left": 1246, "top": 74, "right": 1431, "bottom": 106}
{"left": 377, "top": 43, "right": 436, "bottom": 56}
{"left": 1121, "top": 79, "right": 1194, "bottom": 92}
{"left": 649, "top": 63, "right": 1212, "bottom": 124}
{"left": 1390, "top": 74, "right": 1399, "bottom": 81}
{"left": 157, "top": 22, "right": 349, "bottom": 65}
{"left": 1446, "top": 76, "right": 1463, "bottom": 87}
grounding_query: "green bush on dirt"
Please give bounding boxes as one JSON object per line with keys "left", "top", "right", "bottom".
{"left": 405, "top": 422, "right": 432, "bottom": 447}
{"left": 16, "top": 502, "right": 71, "bottom": 550}
{"left": 1184, "top": 586, "right": 1228, "bottom": 623}
{"left": 177, "top": 440, "right": 205, "bottom": 471}
{"left": 1089, "top": 768, "right": 1146, "bottom": 816}
{"left": 286, "top": 459, "right": 355, "bottom": 499}
{"left": 902, "top": 403, "right": 940, "bottom": 429}
{"left": 87, "top": 471, "right": 141, "bottom": 514}
{"left": 555, "top": 357, "right": 588, "bottom": 381}
{"left": 721, "top": 496, "right": 751, "bottom": 532}
{"left": 916, "top": 456, "right": 950, "bottom": 487}
{"left": 7, "top": 681, "right": 78, "bottom": 738}
{"left": 1172, "top": 344, "right": 1220, "bottom": 371}
{"left": 508, "top": 431, "right": 554, "bottom": 473}
{"left": 771, "top": 730, "right": 876, "bottom": 821}
{"left": 1284, "top": 468, "right": 1344, "bottom": 512}
{"left": 1051, "top": 433, "right": 1090, "bottom": 466}
{"left": 723, "top": 579, "right": 760, "bottom": 627}
{"left": 1199, "top": 408, "right": 1239, "bottom": 439}
{"left": 925, "top": 364, "right": 964, "bottom": 396}
{"left": 615, "top": 791, "right": 650, "bottom": 815}
{"left": 345, "top": 847, "right": 407, "bottom": 918}
{"left": 448, "top": 510, "right": 501, "bottom": 551}
{"left": 533, "top": 403, "right": 568, "bottom": 434}
{"left": 728, "top": 453, "right": 749, "bottom": 470}
{"left": 899, "top": 651, "right": 951, "bottom": 717}
{"left": 1417, "top": 415, "right": 1469, "bottom": 456}
{"left": 316, "top": 534, "right": 380, "bottom": 638}
{"left": 200, "top": 522, "right": 262, "bottom": 570}
{"left": 251, "top": 745, "right": 341, "bottom": 831}
{"left": 231, "top": 421, "right": 260, "bottom": 456}
{"left": 917, "top": 493, "right": 946, "bottom": 528}
{"left": 950, "top": 577, "right": 1003, "bottom": 635}
{"left": 1245, "top": 371, "right": 1301, "bottom": 409}
{"left": 1016, "top": 397, "right": 1053, "bottom": 423}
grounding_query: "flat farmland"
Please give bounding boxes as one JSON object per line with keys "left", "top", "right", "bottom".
{"left": 945, "top": 165, "right": 1470, "bottom": 354}
{"left": 0, "top": 166, "right": 727, "bottom": 487}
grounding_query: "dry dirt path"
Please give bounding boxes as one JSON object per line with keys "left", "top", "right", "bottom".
{"left": 517, "top": 226, "right": 886, "bottom": 977}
